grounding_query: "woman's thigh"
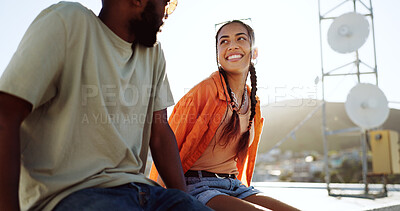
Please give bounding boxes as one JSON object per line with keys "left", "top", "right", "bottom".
{"left": 243, "top": 194, "right": 299, "bottom": 211}
{"left": 206, "top": 195, "right": 270, "bottom": 211}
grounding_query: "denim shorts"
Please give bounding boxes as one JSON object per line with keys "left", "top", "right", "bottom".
{"left": 185, "top": 176, "right": 261, "bottom": 205}
{"left": 54, "top": 182, "right": 211, "bottom": 211}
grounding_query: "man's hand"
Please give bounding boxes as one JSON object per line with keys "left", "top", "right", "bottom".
{"left": 149, "top": 109, "right": 187, "bottom": 192}
{"left": 0, "top": 92, "right": 32, "bottom": 211}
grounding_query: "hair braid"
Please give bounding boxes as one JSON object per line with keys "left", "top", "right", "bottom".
{"left": 249, "top": 62, "right": 257, "bottom": 128}
{"left": 218, "top": 67, "right": 241, "bottom": 145}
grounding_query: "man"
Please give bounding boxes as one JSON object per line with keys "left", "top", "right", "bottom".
{"left": 0, "top": 0, "right": 209, "bottom": 210}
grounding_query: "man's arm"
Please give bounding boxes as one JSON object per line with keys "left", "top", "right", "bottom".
{"left": 149, "top": 109, "right": 186, "bottom": 192}
{"left": 0, "top": 92, "right": 32, "bottom": 211}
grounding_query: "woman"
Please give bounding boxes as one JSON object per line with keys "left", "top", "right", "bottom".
{"left": 151, "top": 20, "right": 299, "bottom": 211}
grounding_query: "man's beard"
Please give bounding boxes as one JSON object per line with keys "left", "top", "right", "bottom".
{"left": 130, "top": 1, "right": 163, "bottom": 47}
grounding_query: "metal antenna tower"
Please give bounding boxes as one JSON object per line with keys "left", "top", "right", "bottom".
{"left": 317, "top": 0, "right": 385, "bottom": 199}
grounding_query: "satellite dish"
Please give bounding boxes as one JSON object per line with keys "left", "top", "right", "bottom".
{"left": 345, "top": 83, "right": 389, "bottom": 130}
{"left": 328, "top": 12, "right": 370, "bottom": 54}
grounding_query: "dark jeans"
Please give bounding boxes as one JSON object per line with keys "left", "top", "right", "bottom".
{"left": 54, "top": 183, "right": 211, "bottom": 211}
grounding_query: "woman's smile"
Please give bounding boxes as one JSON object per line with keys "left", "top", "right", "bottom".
{"left": 226, "top": 53, "right": 244, "bottom": 62}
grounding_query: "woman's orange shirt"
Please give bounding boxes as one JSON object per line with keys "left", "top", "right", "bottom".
{"left": 150, "top": 71, "right": 264, "bottom": 187}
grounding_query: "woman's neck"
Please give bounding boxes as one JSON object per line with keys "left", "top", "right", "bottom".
{"left": 225, "top": 70, "right": 248, "bottom": 112}
{"left": 226, "top": 71, "right": 247, "bottom": 96}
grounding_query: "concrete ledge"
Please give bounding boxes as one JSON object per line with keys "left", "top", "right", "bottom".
{"left": 367, "top": 204, "right": 400, "bottom": 211}
{"left": 253, "top": 182, "right": 400, "bottom": 211}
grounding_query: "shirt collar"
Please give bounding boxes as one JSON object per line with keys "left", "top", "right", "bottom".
{"left": 211, "top": 71, "right": 251, "bottom": 103}
{"left": 211, "top": 71, "right": 229, "bottom": 101}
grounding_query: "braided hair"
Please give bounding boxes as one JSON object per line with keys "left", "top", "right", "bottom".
{"left": 215, "top": 20, "right": 258, "bottom": 161}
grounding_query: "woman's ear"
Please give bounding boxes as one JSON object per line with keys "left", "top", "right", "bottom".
{"left": 252, "top": 47, "right": 259, "bottom": 60}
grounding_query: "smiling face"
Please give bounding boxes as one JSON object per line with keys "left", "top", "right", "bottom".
{"left": 217, "top": 22, "right": 252, "bottom": 75}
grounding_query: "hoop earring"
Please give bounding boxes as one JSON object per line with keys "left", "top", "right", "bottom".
{"left": 252, "top": 58, "right": 258, "bottom": 66}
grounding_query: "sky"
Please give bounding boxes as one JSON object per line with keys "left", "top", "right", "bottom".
{"left": 1, "top": 0, "right": 399, "bottom": 110}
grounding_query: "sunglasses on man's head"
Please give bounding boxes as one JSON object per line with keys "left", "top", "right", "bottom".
{"left": 164, "top": 0, "right": 178, "bottom": 19}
